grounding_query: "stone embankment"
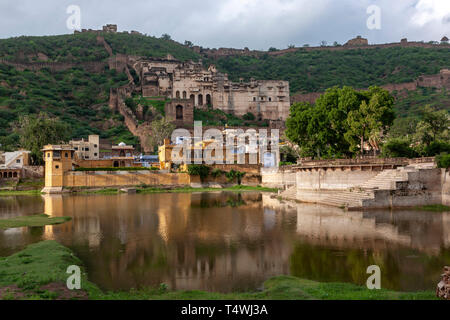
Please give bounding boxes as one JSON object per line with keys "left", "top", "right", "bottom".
{"left": 264, "top": 158, "right": 450, "bottom": 210}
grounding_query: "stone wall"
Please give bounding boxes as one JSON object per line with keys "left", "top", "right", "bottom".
{"left": 261, "top": 168, "right": 296, "bottom": 189}
{"left": 295, "top": 167, "right": 380, "bottom": 190}
{"left": 63, "top": 171, "right": 190, "bottom": 188}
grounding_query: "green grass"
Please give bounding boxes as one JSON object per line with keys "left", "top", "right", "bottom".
{"left": 414, "top": 204, "right": 450, "bottom": 212}
{"left": 0, "top": 241, "right": 437, "bottom": 300}
{"left": 0, "top": 214, "right": 72, "bottom": 229}
{"left": 0, "top": 190, "right": 42, "bottom": 196}
{"left": 0, "top": 241, "right": 101, "bottom": 300}
{"left": 136, "top": 185, "right": 278, "bottom": 194}
{"left": 78, "top": 188, "right": 122, "bottom": 195}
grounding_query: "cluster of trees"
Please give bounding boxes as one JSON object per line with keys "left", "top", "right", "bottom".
{"left": 13, "top": 113, "right": 69, "bottom": 164}
{"left": 383, "top": 106, "right": 449, "bottom": 158}
{"left": 286, "top": 86, "right": 395, "bottom": 158}
{"left": 285, "top": 85, "right": 449, "bottom": 165}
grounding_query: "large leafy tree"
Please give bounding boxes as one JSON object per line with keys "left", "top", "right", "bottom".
{"left": 146, "top": 117, "right": 176, "bottom": 153}
{"left": 13, "top": 112, "right": 70, "bottom": 164}
{"left": 286, "top": 86, "right": 395, "bottom": 158}
{"left": 345, "top": 87, "right": 395, "bottom": 154}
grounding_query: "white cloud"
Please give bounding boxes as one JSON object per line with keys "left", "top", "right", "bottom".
{"left": 412, "top": 0, "right": 450, "bottom": 26}
{"left": 0, "top": 0, "right": 447, "bottom": 48}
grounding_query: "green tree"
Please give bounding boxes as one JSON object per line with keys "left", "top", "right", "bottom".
{"left": 146, "top": 117, "right": 176, "bottom": 153}
{"left": 161, "top": 34, "right": 172, "bottom": 41}
{"left": 345, "top": 87, "right": 395, "bottom": 154}
{"left": 13, "top": 113, "right": 70, "bottom": 164}
{"left": 418, "top": 106, "right": 449, "bottom": 142}
{"left": 286, "top": 86, "right": 394, "bottom": 158}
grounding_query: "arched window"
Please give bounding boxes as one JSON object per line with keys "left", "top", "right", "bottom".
{"left": 206, "top": 94, "right": 212, "bottom": 106}
{"left": 176, "top": 91, "right": 180, "bottom": 99}
{"left": 183, "top": 91, "right": 187, "bottom": 99}
{"left": 8, "top": 172, "right": 12, "bottom": 178}
{"left": 176, "top": 105, "right": 184, "bottom": 120}
{"left": 190, "top": 94, "right": 195, "bottom": 102}
{"left": 13, "top": 172, "right": 18, "bottom": 178}
{"left": 198, "top": 94, "right": 203, "bottom": 105}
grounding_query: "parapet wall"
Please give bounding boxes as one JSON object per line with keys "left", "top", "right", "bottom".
{"left": 63, "top": 171, "right": 190, "bottom": 188}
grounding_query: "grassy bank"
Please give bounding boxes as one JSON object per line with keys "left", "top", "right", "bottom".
{"left": 0, "top": 214, "right": 71, "bottom": 229}
{"left": 0, "top": 241, "right": 437, "bottom": 300}
{"left": 136, "top": 185, "right": 278, "bottom": 194}
{"left": 0, "top": 190, "right": 42, "bottom": 196}
{"left": 414, "top": 204, "right": 450, "bottom": 212}
{"left": 74, "top": 185, "right": 278, "bottom": 195}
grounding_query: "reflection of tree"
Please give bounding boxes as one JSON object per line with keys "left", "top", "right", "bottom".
{"left": 289, "top": 242, "right": 402, "bottom": 289}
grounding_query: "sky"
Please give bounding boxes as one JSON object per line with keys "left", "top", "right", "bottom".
{"left": 0, "top": 0, "right": 449, "bottom": 50}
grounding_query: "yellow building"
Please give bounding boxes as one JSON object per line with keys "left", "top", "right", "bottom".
{"left": 158, "top": 138, "right": 264, "bottom": 171}
{"left": 41, "top": 145, "right": 75, "bottom": 194}
{"left": 70, "top": 135, "right": 100, "bottom": 160}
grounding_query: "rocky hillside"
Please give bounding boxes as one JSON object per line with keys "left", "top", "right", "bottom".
{"left": 0, "top": 32, "right": 448, "bottom": 151}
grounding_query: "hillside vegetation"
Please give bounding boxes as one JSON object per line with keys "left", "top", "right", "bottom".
{"left": 0, "top": 32, "right": 448, "bottom": 152}
{"left": 0, "top": 32, "right": 199, "bottom": 62}
{"left": 208, "top": 47, "right": 450, "bottom": 93}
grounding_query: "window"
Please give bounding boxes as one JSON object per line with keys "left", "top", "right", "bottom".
{"left": 16, "top": 159, "right": 21, "bottom": 163}
{"left": 65, "top": 152, "right": 68, "bottom": 158}
{"left": 74, "top": 147, "right": 78, "bottom": 151}
{"left": 253, "top": 97, "right": 256, "bottom": 101}
{"left": 55, "top": 165, "right": 59, "bottom": 169}
{"left": 269, "top": 97, "right": 272, "bottom": 102}
{"left": 94, "top": 153, "right": 98, "bottom": 157}
{"left": 47, "top": 153, "right": 51, "bottom": 158}
{"left": 85, "top": 148, "right": 90, "bottom": 151}
{"left": 94, "top": 144, "right": 98, "bottom": 148}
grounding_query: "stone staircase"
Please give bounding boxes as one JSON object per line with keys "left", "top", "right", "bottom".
{"left": 303, "top": 166, "right": 425, "bottom": 209}
{"left": 279, "top": 186, "right": 297, "bottom": 200}
{"left": 359, "top": 168, "right": 411, "bottom": 190}
{"left": 317, "top": 189, "right": 376, "bottom": 208}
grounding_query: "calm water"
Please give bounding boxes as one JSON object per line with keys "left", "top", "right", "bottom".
{"left": 0, "top": 192, "right": 449, "bottom": 293}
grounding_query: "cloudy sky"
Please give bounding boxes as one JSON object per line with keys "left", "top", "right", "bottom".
{"left": 0, "top": 0, "right": 449, "bottom": 50}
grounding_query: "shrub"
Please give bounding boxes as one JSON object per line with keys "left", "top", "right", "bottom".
{"left": 211, "top": 168, "right": 225, "bottom": 178}
{"left": 225, "top": 170, "right": 246, "bottom": 185}
{"left": 187, "top": 164, "right": 211, "bottom": 181}
{"left": 242, "top": 112, "right": 256, "bottom": 121}
{"left": 436, "top": 154, "right": 450, "bottom": 168}
{"left": 381, "top": 138, "right": 418, "bottom": 158}
{"left": 423, "top": 141, "right": 450, "bottom": 157}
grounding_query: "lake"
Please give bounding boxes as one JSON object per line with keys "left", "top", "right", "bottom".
{"left": 0, "top": 192, "right": 449, "bottom": 293}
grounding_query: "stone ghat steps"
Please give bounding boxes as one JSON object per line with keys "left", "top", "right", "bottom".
{"left": 359, "top": 169, "right": 412, "bottom": 190}
{"left": 279, "top": 186, "right": 297, "bottom": 200}
{"left": 318, "top": 190, "right": 375, "bottom": 208}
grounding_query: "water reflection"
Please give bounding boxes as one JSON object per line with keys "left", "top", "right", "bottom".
{"left": 0, "top": 192, "right": 449, "bottom": 292}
